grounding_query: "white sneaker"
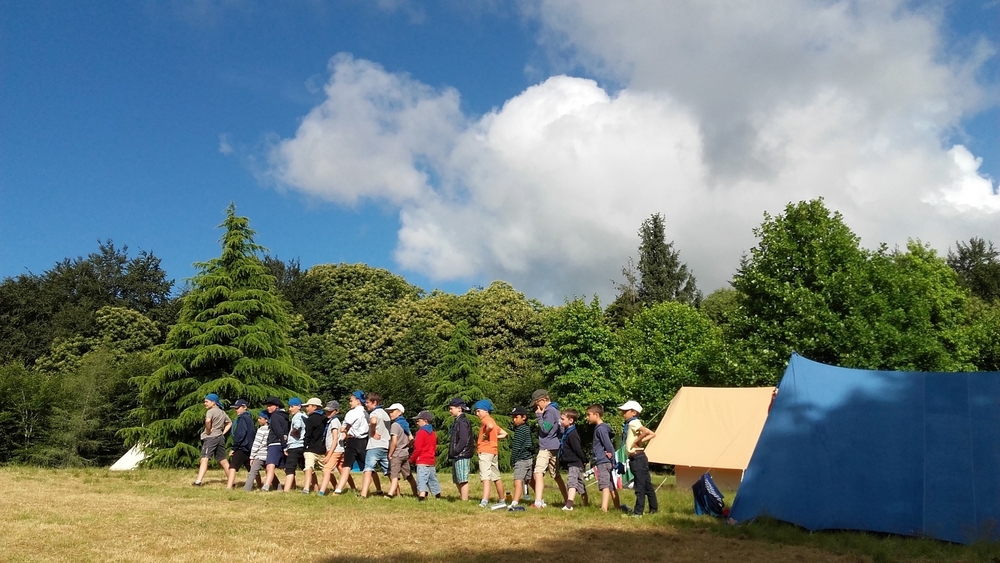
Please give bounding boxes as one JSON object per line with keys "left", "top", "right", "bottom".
{"left": 490, "top": 502, "right": 508, "bottom": 511}
{"left": 562, "top": 505, "right": 574, "bottom": 511}
{"left": 479, "top": 500, "right": 489, "bottom": 508}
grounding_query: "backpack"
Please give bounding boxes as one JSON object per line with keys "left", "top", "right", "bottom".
{"left": 692, "top": 472, "right": 725, "bottom": 518}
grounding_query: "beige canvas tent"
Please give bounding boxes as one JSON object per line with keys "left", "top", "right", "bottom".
{"left": 109, "top": 443, "right": 145, "bottom": 471}
{"left": 645, "top": 386, "right": 774, "bottom": 491}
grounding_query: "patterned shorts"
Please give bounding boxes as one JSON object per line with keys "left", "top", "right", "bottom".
{"left": 452, "top": 458, "right": 471, "bottom": 484}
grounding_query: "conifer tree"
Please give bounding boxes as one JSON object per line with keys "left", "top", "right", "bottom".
{"left": 637, "top": 213, "right": 700, "bottom": 307}
{"left": 124, "top": 204, "right": 312, "bottom": 467}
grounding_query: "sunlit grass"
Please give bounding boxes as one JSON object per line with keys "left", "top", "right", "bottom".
{"left": 0, "top": 467, "right": 996, "bottom": 562}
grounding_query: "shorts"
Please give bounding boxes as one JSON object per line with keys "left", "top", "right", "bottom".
{"left": 342, "top": 437, "right": 367, "bottom": 470}
{"left": 265, "top": 444, "right": 285, "bottom": 467}
{"left": 478, "top": 452, "right": 500, "bottom": 482}
{"left": 364, "top": 447, "right": 390, "bottom": 474}
{"left": 567, "top": 465, "right": 585, "bottom": 492}
{"left": 284, "top": 447, "right": 305, "bottom": 475}
{"left": 303, "top": 451, "right": 324, "bottom": 471}
{"left": 534, "top": 449, "right": 559, "bottom": 478}
{"left": 415, "top": 464, "right": 442, "bottom": 496}
{"left": 595, "top": 462, "right": 614, "bottom": 491}
{"left": 390, "top": 456, "right": 411, "bottom": 480}
{"left": 323, "top": 452, "right": 344, "bottom": 473}
{"left": 452, "top": 457, "right": 470, "bottom": 484}
{"left": 230, "top": 449, "right": 251, "bottom": 472}
{"left": 200, "top": 435, "right": 226, "bottom": 462}
{"left": 512, "top": 459, "right": 533, "bottom": 482}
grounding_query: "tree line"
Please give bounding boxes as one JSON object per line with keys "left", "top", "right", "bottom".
{"left": 1, "top": 199, "right": 999, "bottom": 467}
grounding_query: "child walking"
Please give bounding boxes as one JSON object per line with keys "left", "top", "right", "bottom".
{"left": 409, "top": 410, "right": 441, "bottom": 501}
{"left": 586, "top": 404, "right": 620, "bottom": 512}
{"left": 558, "top": 408, "right": 588, "bottom": 511}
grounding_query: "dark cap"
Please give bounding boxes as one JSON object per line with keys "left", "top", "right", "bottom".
{"left": 325, "top": 400, "right": 340, "bottom": 412}
{"left": 233, "top": 399, "right": 249, "bottom": 408}
{"left": 264, "top": 396, "right": 283, "bottom": 407}
{"left": 530, "top": 389, "right": 549, "bottom": 405}
{"left": 447, "top": 397, "right": 468, "bottom": 410}
{"left": 509, "top": 406, "right": 528, "bottom": 417}
{"left": 414, "top": 410, "right": 434, "bottom": 423}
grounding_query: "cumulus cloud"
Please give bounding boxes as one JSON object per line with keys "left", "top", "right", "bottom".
{"left": 269, "top": 2, "right": 997, "bottom": 303}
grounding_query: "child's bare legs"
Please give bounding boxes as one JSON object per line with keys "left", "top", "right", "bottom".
{"left": 493, "top": 479, "right": 506, "bottom": 502}
{"left": 513, "top": 479, "right": 524, "bottom": 504}
{"left": 554, "top": 472, "right": 568, "bottom": 503}
{"left": 457, "top": 481, "right": 469, "bottom": 500}
{"left": 481, "top": 480, "right": 492, "bottom": 503}
{"left": 533, "top": 472, "right": 545, "bottom": 505}
{"left": 406, "top": 474, "right": 418, "bottom": 495}
{"left": 263, "top": 464, "right": 277, "bottom": 490}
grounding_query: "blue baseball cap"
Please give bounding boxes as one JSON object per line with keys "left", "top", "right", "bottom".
{"left": 351, "top": 390, "right": 366, "bottom": 402}
{"left": 257, "top": 410, "right": 269, "bottom": 419}
{"left": 472, "top": 399, "right": 494, "bottom": 413}
{"left": 288, "top": 397, "right": 303, "bottom": 407}
{"left": 205, "top": 393, "right": 220, "bottom": 404}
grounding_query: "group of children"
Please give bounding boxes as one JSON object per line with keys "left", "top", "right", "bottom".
{"left": 198, "top": 389, "right": 659, "bottom": 515}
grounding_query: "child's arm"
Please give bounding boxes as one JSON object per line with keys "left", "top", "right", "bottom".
{"left": 637, "top": 425, "right": 656, "bottom": 445}
{"left": 497, "top": 427, "right": 508, "bottom": 439}
{"left": 388, "top": 432, "right": 398, "bottom": 459}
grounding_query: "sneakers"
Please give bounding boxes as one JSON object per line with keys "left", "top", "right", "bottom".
{"left": 509, "top": 505, "right": 526, "bottom": 512}
{"left": 302, "top": 488, "right": 310, "bottom": 494}
{"left": 561, "top": 505, "right": 574, "bottom": 511}
{"left": 191, "top": 481, "right": 203, "bottom": 487}
{"left": 531, "top": 501, "right": 547, "bottom": 509}
{"left": 479, "top": 500, "right": 489, "bottom": 508}
{"left": 490, "top": 502, "right": 508, "bottom": 511}
{"left": 317, "top": 491, "right": 326, "bottom": 497}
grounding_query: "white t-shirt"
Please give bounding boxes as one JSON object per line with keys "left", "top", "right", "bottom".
{"left": 343, "top": 405, "right": 369, "bottom": 439}
{"left": 366, "top": 407, "right": 391, "bottom": 450}
{"left": 325, "top": 416, "right": 344, "bottom": 453}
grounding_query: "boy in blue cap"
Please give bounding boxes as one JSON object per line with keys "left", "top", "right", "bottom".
{"left": 473, "top": 399, "right": 508, "bottom": 509}
{"left": 194, "top": 393, "right": 231, "bottom": 486}
{"left": 283, "top": 397, "right": 307, "bottom": 492}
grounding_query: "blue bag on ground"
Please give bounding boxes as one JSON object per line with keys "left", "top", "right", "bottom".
{"left": 692, "top": 472, "right": 725, "bottom": 517}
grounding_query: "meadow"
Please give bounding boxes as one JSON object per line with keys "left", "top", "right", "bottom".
{"left": 2, "top": 467, "right": 998, "bottom": 563}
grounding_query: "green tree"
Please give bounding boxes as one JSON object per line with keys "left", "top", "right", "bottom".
{"left": 618, "top": 302, "right": 727, "bottom": 415}
{"left": 0, "top": 241, "right": 174, "bottom": 365}
{"left": 543, "top": 297, "right": 623, "bottom": 411}
{"left": 948, "top": 237, "right": 1000, "bottom": 303}
{"left": 126, "top": 204, "right": 312, "bottom": 467}
{"left": 637, "top": 213, "right": 700, "bottom": 307}
{"left": 700, "top": 287, "right": 739, "bottom": 327}
{"left": 730, "top": 199, "right": 974, "bottom": 381}
{"left": 0, "top": 363, "right": 54, "bottom": 463}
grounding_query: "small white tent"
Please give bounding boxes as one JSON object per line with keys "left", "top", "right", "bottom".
{"left": 109, "top": 443, "right": 146, "bottom": 471}
{"left": 644, "top": 387, "right": 774, "bottom": 491}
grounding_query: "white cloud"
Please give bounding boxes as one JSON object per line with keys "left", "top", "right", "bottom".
{"left": 268, "top": 2, "right": 997, "bottom": 303}
{"left": 218, "top": 134, "right": 234, "bottom": 155}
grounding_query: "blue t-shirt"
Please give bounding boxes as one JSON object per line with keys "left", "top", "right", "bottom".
{"left": 286, "top": 411, "right": 307, "bottom": 449}
{"left": 592, "top": 422, "right": 615, "bottom": 465}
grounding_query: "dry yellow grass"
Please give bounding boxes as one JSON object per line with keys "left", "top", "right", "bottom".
{"left": 0, "top": 467, "right": 984, "bottom": 563}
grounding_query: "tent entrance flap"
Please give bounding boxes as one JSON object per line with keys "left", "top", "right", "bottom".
{"left": 645, "top": 386, "right": 774, "bottom": 492}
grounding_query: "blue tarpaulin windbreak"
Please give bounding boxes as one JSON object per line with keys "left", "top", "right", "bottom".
{"left": 730, "top": 354, "right": 1000, "bottom": 544}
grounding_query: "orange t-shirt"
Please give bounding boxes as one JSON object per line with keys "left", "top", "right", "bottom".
{"left": 477, "top": 413, "right": 499, "bottom": 455}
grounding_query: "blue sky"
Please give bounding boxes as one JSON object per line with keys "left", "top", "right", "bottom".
{"left": 2, "top": 1, "right": 998, "bottom": 303}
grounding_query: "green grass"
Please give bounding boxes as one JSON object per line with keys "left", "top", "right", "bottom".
{"left": 0, "top": 467, "right": 998, "bottom": 563}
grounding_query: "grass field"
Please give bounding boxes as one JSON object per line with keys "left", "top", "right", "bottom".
{"left": 2, "top": 467, "right": 999, "bottom": 563}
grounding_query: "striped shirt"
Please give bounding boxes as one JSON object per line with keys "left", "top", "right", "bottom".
{"left": 249, "top": 426, "right": 269, "bottom": 461}
{"left": 510, "top": 423, "right": 533, "bottom": 463}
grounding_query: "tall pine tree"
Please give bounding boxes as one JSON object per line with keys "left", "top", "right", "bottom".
{"left": 124, "top": 204, "right": 312, "bottom": 467}
{"left": 637, "top": 213, "right": 700, "bottom": 307}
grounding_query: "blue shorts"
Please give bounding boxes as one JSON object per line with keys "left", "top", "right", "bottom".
{"left": 265, "top": 444, "right": 285, "bottom": 467}
{"left": 364, "top": 447, "right": 389, "bottom": 474}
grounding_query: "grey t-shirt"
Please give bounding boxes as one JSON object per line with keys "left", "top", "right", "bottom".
{"left": 367, "top": 407, "right": 391, "bottom": 450}
{"left": 202, "top": 406, "right": 230, "bottom": 439}
{"left": 326, "top": 416, "right": 344, "bottom": 453}
{"left": 389, "top": 421, "right": 410, "bottom": 459}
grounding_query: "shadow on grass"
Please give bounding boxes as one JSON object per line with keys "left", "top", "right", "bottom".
{"left": 318, "top": 528, "right": 694, "bottom": 563}
{"left": 669, "top": 514, "right": 1000, "bottom": 563}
